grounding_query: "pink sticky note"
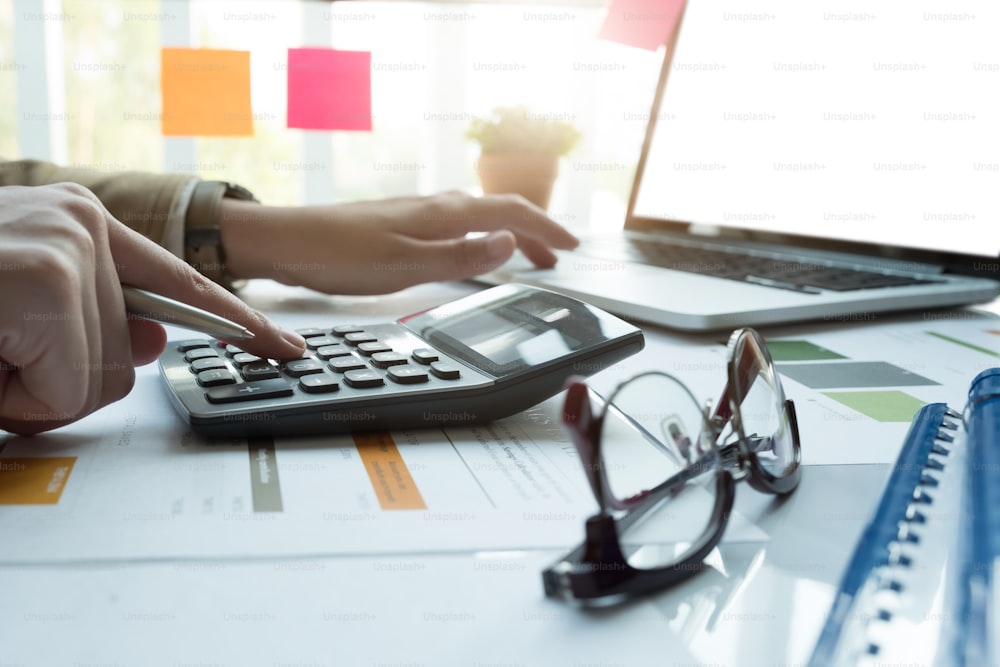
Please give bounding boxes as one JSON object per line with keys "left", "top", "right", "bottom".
{"left": 598, "top": 0, "right": 686, "bottom": 51}
{"left": 287, "top": 48, "right": 372, "bottom": 131}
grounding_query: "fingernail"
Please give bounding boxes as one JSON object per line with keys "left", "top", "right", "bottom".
{"left": 281, "top": 329, "right": 307, "bottom": 350}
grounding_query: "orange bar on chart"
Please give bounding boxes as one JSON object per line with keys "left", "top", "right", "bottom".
{"left": 0, "top": 457, "right": 76, "bottom": 505}
{"left": 160, "top": 47, "right": 253, "bottom": 136}
{"left": 353, "top": 432, "right": 426, "bottom": 510}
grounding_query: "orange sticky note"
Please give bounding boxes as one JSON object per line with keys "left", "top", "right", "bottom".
{"left": 0, "top": 457, "right": 76, "bottom": 505}
{"left": 598, "top": 0, "right": 686, "bottom": 51}
{"left": 161, "top": 47, "right": 253, "bottom": 136}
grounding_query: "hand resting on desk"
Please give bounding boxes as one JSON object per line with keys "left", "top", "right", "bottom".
{"left": 219, "top": 191, "right": 580, "bottom": 295}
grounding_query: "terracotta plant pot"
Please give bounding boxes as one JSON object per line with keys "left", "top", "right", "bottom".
{"left": 476, "top": 152, "right": 559, "bottom": 211}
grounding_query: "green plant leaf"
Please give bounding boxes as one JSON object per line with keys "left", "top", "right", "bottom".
{"left": 466, "top": 105, "right": 581, "bottom": 156}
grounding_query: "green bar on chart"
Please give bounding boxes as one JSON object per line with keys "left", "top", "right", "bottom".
{"left": 823, "top": 390, "right": 927, "bottom": 423}
{"left": 765, "top": 340, "right": 846, "bottom": 362}
{"left": 926, "top": 331, "right": 1000, "bottom": 358}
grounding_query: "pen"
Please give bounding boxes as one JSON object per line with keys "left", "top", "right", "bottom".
{"left": 121, "top": 286, "right": 255, "bottom": 341}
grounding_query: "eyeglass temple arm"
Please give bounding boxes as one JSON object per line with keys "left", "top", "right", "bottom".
{"left": 710, "top": 345, "right": 764, "bottom": 422}
{"left": 562, "top": 379, "right": 609, "bottom": 509}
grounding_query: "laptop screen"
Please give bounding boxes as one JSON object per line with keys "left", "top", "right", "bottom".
{"left": 630, "top": 0, "right": 1000, "bottom": 260}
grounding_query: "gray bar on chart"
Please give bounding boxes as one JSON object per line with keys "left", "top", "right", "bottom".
{"left": 248, "top": 437, "right": 284, "bottom": 512}
{"left": 777, "top": 361, "right": 939, "bottom": 390}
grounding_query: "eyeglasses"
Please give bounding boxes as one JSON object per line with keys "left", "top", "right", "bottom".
{"left": 542, "top": 327, "right": 802, "bottom": 606}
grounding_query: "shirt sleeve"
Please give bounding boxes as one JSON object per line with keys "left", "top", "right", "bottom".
{"left": 0, "top": 158, "right": 198, "bottom": 259}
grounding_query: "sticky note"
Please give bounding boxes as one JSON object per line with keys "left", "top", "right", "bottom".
{"left": 0, "top": 457, "right": 76, "bottom": 505}
{"left": 161, "top": 47, "right": 253, "bottom": 136}
{"left": 286, "top": 48, "right": 372, "bottom": 131}
{"left": 598, "top": 0, "right": 686, "bottom": 51}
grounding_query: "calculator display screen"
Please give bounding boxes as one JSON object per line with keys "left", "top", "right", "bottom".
{"left": 400, "top": 285, "right": 622, "bottom": 378}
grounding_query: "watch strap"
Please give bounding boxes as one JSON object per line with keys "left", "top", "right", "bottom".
{"left": 185, "top": 180, "right": 257, "bottom": 290}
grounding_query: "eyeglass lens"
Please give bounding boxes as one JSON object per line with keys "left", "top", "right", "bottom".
{"left": 598, "top": 373, "right": 721, "bottom": 570}
{"left": 728, "top": 330, "right": 797, "bottom": 481}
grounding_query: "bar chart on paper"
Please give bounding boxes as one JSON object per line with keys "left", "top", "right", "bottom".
{"left": 751, "top": 313, "right": 1000, "bottom": 465}
{"left": 0, "top": 372, "right": 596, "bottom": 563}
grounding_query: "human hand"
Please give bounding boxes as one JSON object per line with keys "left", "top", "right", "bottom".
{"left": 220, "top": 191, "right": 580, "bottom": 295}
{"left": 0, "top": 184, "right": 306, "bottom": 435}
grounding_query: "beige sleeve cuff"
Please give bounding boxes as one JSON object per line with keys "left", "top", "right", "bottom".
{"left": 0, "top": 159, "right": 247, "bottom": 290}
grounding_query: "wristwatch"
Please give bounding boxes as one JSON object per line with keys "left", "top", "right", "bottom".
{"left": 184, "top": 180, "right": 258, "bottom": 291}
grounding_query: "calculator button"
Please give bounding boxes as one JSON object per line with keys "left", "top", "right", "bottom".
{"left": 231, "top": 352, "right": 262, "bottom": 366}
{"left": 328, "top": 356, "right": 367, "bottom": 373}
{"left": 190, "top": 357, "right": 228, "bottom": 373}
{"left": 316, "top": 344, "right": 352, "bottom": 360}
{"left": 177, "top": 340, "right": 211, "bottom": 352}
{"left": 295, "top": 327, "right": 327, "bottom": 338}
{"left": 429, "top": 362, "right": 462, "bottom": 380}
{"left": 344, "top": 369, "right": 385, "bottom": 388}
{"left": 241, "top": 361, "right": 281, "bottom": 381}
{"left": 305, "top": 336, "right": 340, "bottom": 349}
{"left": 283, "top": 359, "right": 326, "bottom": 377}
{"left": 370, "top": 352, "right": 409, "bottom": 368}
{"left": 344, "top": 331, "right": 378, "bottom": 345}
{"left": 224, "top": 344, "right": 244, "bottom": 355}
{"left": 185, "top": 348, "right": 220, "bottom": 362}
{"left": 356, "top": 342, "right": 392, "bottom": 356}
{"left": 387, "top": 365, "right": 430, "bottom": 384}
{"left": 332, "top": 324, "right": 365, "bottom": 336}
{"left": 196, "top": 369, "right": 236, "bottom": 387}
{"left": 298, "top": 374, "right": 340, "bottom": 394}
{"left": 206, "top": 379, "right": 294, "bottom": 404}
{"left": 411, "top": 348, "right": 439, "bottom": 364}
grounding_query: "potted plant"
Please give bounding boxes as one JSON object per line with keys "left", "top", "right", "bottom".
{"left": 467, "top": 105, "right": 581, "bottom": 211}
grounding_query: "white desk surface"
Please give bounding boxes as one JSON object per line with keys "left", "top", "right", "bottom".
{"left": 2, "top": 280, "right": 998, "bottom": 667}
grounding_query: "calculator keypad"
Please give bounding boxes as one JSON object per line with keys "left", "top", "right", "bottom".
{"left": 187, "top": 324, "right": 464, "bottom": 405}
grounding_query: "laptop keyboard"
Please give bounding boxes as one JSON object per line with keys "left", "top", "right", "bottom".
{"left": 583, "top": 237, "right": 942, "bottom": 293}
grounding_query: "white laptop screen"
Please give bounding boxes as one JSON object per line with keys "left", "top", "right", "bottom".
{"left": 631, "top": 0, "right": 1000, "bottom": 258}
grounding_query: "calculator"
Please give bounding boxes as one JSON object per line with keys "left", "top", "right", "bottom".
{"left": 158, "top": 283, "right": 644, "bottom": 437}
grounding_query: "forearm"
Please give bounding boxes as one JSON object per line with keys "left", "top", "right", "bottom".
{"left": 0, "top": 159, "right": 196, "bottom": 255}
{"left": 219, "top": 198, "right": 330, "bottom": 283}
{"left": 0, "top": 158, "right": 251, "bottom": 291}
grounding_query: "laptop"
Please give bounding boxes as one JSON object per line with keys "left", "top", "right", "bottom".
{"left": 480, "top": 0, "right": 1000, "bottom": 331}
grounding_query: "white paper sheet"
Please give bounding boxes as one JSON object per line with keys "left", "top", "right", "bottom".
{"left": 0, "top": 363, "right": 765, "bottom": 563}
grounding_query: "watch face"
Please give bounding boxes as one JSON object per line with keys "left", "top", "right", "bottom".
{"left": 400, "top": 284, "right": 634, "bottom": 378}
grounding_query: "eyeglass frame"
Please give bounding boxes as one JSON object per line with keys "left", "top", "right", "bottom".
{"left": 542, "top": 327, "right": 802, "bottom": 606}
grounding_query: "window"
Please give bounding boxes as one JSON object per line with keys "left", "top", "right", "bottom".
{"left": 0, "top": 0, "right": 18, "bottom": 158}
{"left": 5, "top": 0, "right": 663, "bottom": 231}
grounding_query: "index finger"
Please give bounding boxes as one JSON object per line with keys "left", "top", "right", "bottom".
{"left": 106, "top": 215, "right": 305, "bottom": 359}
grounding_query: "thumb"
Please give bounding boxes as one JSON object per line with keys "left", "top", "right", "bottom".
{"left": 451, "top": 230, "right": 517, "bottom": 278}
{"left": 128, "top": 318, "right": 168, "bottom": 366}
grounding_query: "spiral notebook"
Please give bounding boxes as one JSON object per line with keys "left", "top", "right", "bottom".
{"left": 808, "top": 369, "right": 1000, "bottom": 666}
